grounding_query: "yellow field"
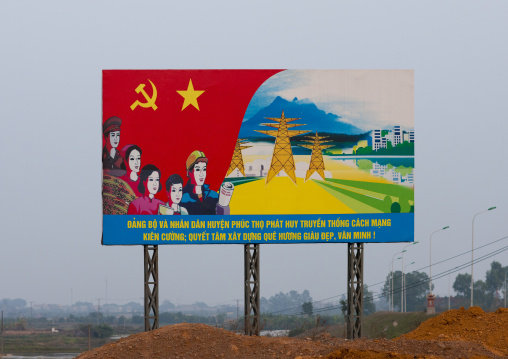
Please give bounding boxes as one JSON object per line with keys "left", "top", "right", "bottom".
{"left": 323, "top": 157, "right": 389, "bottom": 183}
{"left": 229, "top": 177, "right": 355, "bottom": 215}
{"left": 243, "top": 154, "right": 389, "bottom": 183}
{"left": 231, "top": 154, "right": 391, "bottom": 214}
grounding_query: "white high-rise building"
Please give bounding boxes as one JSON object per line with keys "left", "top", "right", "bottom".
{"left": 393, "top": 126, "right": 402, "bottom": 146}
{"left": 372, "top": 129, "right": 382, "bottom": 150}
{"left": 403, "top": 130, "right": 415, "bottom": 143}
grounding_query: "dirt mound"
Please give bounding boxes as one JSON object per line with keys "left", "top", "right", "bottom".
{"left": 318, "top": 338, "right": 500, "bottom": 359}
{"left": 399, "top": 306, "right": 508, "bottom": 356}
{"left": 75, "top": 323, "right": 337, "bottom": 359}
{"left": 319, "top": 348, "right": 435, "bottom": 359}
{"left": 76, "top": 308, "right": 508, "bottom": 359}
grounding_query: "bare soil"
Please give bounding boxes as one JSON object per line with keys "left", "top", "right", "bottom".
{"left": 76, "top": 307, "right": 508, "bottom": 359}
{"left": 398, "top": 306, "right": 508, "bottom": 357}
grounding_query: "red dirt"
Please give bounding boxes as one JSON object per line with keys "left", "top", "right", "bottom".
{"left": 398, "top": 306, "right": 508, "bottom": 357}
{"left": 75, "top": 323, "right": 337, "bottom": 359}
{"left": 76, "top": 307, "right": 508, "bottom": 359}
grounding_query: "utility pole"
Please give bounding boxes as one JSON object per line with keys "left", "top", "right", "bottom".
{"left": 390, "top": 252, "right": 405, "bottom": 311}
{"left": 448, "top": 273, "right": 451, "bottom": 311}
{"left": 106, "top": 279, "right": 108, "bottom": 317}
{"left": 236, "top": 299, "right": 239, "bottom": 323}
{"left": 97, "top": 298, "right": 101, "bottom": 324}
{"left": 1, "top": 310, "right": 4, "bottom": 355}
{"left": 401, "top": 242, "right": 418, "bottom": 313}
{"left": 403, "top": 262, "right": 415, "bottom": 312}
{"left": 401, "top": 254, "right": 404, "bottom": 312}
{"left": 505, "top": 271, "right": 507, "bottom": 308}
{"left": 387, "top": 263, "right": 392, "bottom": 312}
{"left": 430, "top": 227, "right": 449, "bottom": 296}
{"left": 471, "top": 207, "right": 496, "bottom": 307}
{"left": 390, "top": 264, "right": 393, "bottom": 311}
{"left": 392, "top": 255, "right": 403, "bottom": 311}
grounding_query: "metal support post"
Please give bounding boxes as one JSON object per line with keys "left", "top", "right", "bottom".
{"left": 144, "top": 245, "right": 159, "bottom": 331}
{"left": 347, "top": 243, "right": 364, "bottom": 339}
{"left": 244, "top": 244, "right": 260, "bottom": 336}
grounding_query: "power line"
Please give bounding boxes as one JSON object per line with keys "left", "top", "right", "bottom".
{"left": 267, "top": 235, "right": 508, "bottom": 315}
{"left": 360, "top": 245, "right": 508, "bottom": 306}
{"left": 371, "top": 235, "right": 508, "bottom": 291}
{"left": 267, "top": 241, "right": 508, "bottom": 316}
{"left": 384, "top": 245, "right": 508, "bottom": 300}
{"left": 303, "top": 248, "right": 508, "bottom": 316}
{"left": 313, "top": 245, "right": 508, "bottom": 315}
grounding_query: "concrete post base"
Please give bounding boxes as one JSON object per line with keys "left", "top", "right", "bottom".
{"left": 426, "top": 293, "right": 436, "bottom": 315}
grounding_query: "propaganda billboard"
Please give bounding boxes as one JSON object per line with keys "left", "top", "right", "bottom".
{"left": 102, "top": 70, "right": 414, "bottom": 245}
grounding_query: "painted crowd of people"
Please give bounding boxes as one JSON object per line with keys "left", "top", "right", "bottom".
{"left": 102, "top": 116, "right": 226, "bottom": 216}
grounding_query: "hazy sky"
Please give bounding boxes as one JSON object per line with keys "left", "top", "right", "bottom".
{"left": 1, "top": 1, "right": 508, "bottom": 309}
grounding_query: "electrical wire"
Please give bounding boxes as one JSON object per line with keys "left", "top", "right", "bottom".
{"left": 266, "top": 239, "right": 508, "bottom": 316}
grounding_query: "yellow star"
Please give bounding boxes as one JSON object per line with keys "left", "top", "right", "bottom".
{"left": 177, "top": 79, "right": 204, "bottom": 111}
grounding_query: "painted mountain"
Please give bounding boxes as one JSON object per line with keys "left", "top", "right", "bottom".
{"left": 239, "top": 96, "right": 363, "bottom": 138}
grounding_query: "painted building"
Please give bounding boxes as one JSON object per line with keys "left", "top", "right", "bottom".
{"left": 393, "top": 126, "right": 402, "bottom": 146}
{"left": 371, "top": 129, "right": 384, "bottom": 150}
{"left": 244, "top": 162, "right": 267, "bottom": 177}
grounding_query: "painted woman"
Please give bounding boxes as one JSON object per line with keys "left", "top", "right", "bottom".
{"left": 127, "top": 164, "right": 165, "bottom": 215}
{"left": 119, "top": 144, "right": 143, "bottom": 197}
{"left": 159, "top": 174, "right": 189, "bottom": 215}
{"left": 102, "top": 116, "right": 124, "bottom": 171}
{"left": 181, "top": 150, "right": 230, "bottom": 215}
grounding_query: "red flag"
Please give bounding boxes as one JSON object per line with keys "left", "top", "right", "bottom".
{"left": 103, "top": 70, "right": 281, "bottom": 201}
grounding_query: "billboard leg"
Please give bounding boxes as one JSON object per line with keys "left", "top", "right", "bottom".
{"left": 244, "top": 244, "right": 260, "bottom": 336}
{"left": 144, "top": 245, "right": 159, "bottom": 331}
{"left": 347, "top": 242, "right": 363, "bottom": 339}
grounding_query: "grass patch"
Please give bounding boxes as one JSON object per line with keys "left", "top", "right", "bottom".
{"left": 1, "top": 331, "right": 112, "bottom": 354}
{"left": 300, "top": 311, "right": 439, "bottom": 340}
{"left": 362, "top": 311, "right": 438, "bottom": 339}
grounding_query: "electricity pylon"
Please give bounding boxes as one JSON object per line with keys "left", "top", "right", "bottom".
{"left": 226, "top": 139, "right": 251, "bottom": 177}
{"left": 298, "top": 132, "right": 334, "bottom": 181}
{"left": 255, "top": 110, "right": 310, "bottom": 185}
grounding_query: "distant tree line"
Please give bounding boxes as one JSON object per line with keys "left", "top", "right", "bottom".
{"left": 382, "top": 270, "right": 431, "bottom": 312}
{"left": 261, "top": 290, "right": 313, "bottom": 314}
{"left": 381, "top": 261, "right": 507, "bottom": 312}
{"left": 451, "top": 261, "right": 507, "bottom": 310}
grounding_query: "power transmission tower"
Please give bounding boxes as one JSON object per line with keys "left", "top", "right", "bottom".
{"left": 298, "top": 132, "right": 334, "bottom": 181}
{"left": 255, "top": 110, "right": 309, "bottom": 185}
{"left": 226, "top": 139, "right": 251, "bottom": 177}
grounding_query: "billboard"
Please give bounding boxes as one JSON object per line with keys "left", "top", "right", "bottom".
{"left": 102, "top": 70, "right": 414, "bottom": 245}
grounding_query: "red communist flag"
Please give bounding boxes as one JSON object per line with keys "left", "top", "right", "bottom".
{"left": 103, "top": 70, "right": 282, "bottom": 202}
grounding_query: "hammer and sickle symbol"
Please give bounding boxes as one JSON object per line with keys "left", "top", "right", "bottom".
{"left": 130, "top": 79, "right": 158, "bottom": 111}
